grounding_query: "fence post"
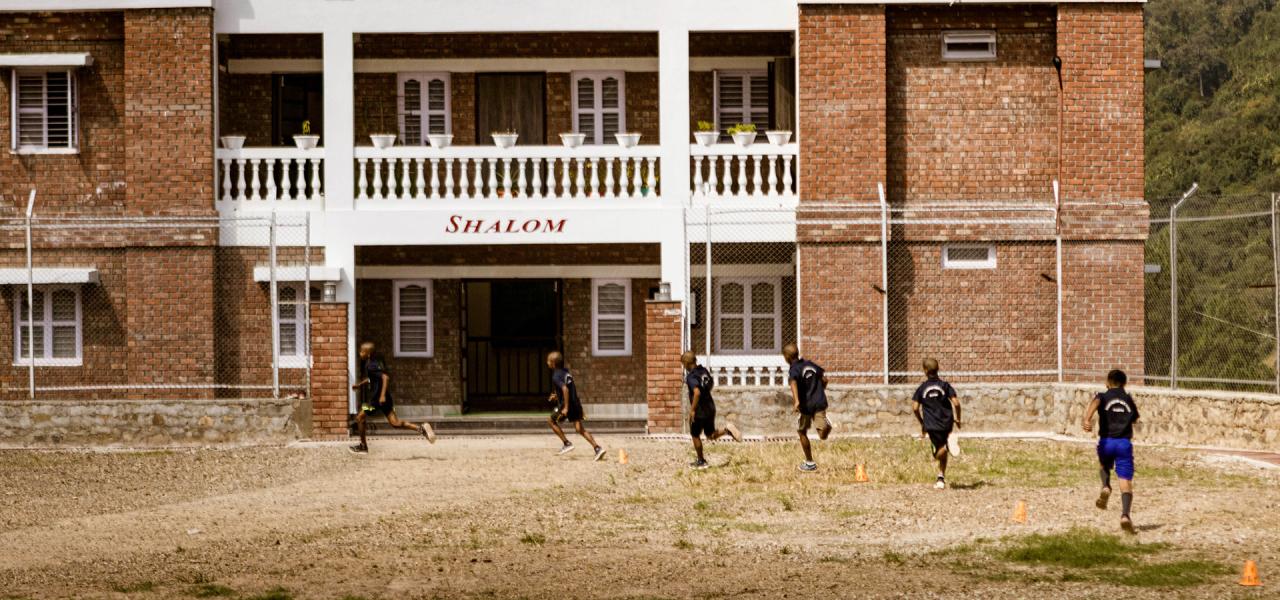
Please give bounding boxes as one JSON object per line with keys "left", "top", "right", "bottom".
{"left": 1054, "top": 181, "right": 1064, "bottom": 383}
{"left": 269, "top": 211, "right": 280, "bottom": 399}
{"left": 878, "top": 183, "right": 889, "bottom": 385}
{"left": 1272, "top": 193, "right": 1279, "bottom": 394}
{"left": 704, "top": 207, "right": 712, "bottom": 360}
{"left": 24, "top": 190, "right": 36, "bottom": 400}
{"left": 1169, "top": 183, "right": 1198, "bottom": 390}
{"left": 304, "top": 211, "right": 312, "bottom": 402}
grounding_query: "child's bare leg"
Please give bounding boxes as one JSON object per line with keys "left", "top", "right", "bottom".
{"left": 573, "top": 421, "right": 599, "bottom": 449}
{"left": 937, "top": 448, "right": 949, "bottom": 476}
{"left": 692, "top": 436, "right": 705, "bottom": 461}
{"left": 355, "top": 412, "right": 367, "bottom": 446}
{"left": 708, "top": 429, "right": 727, "bottom": 440}
{"left": 547, "top": 416, "right": 569, "bottom": 445}
{"left": 385, "top": 411, "right": 419, "bottom": 431}
{"left": 798, "top": 429, "right": 813, "bottom": 462}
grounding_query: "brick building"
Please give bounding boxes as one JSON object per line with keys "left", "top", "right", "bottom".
{"left": 0, "top": 0, "right": 1145, "bottom": 437}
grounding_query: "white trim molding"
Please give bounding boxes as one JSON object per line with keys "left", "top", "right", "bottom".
{"left": 942, "top": 245, "right": 997, "bottom": 270}
{"left": 252, "top": 265, "right": 342, "bottom": 282}
{"left": 0, "top": 1, "right": 209, "bottom": 10}
{"left": 393, "top": 279, "right": 434, "bottom": 358}
{"left": 0, "top": 53, "right": 93, "bottom": 68}
{"left": 225, "top": 57, "right": 776, "bottom": 75}
{"left": 0, "top": 268, "right": 98, "bottom": 285}
{"left": 358, "top": 265, "right": 660, "bottom": 279}
{"left": 591, "top": 278, "right": 631, "bottom": 357}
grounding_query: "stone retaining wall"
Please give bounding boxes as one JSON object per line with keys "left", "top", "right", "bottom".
{"left": 709, "top": 383, "right": 1279, "bottom": 451}
{"left": 0, "top": 397, "right": 299, "bottom": 447}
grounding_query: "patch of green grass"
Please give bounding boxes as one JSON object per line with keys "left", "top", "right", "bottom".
{"left": 189, "top": 583, "right": 236, "bottom": 598}
{"left": 673, "top": 538, "right": 694, "bottom": 550}
{"left": 246, "top": 588, "right": 293, "bottom": 600}
{"left": 776, "top": 494, "right": 794, "bottom": 512}
{"left": 779, "top": 546, "right": 791, "bottom": 555}
{"left": 1000, "top": 528, "right": 1164, "bottom": 569}
{"left": 339, "top": 596, "right": 374, "bottom": 600}
{"left": 693, "top": 500, "right": 712, "bottom": 512}
{"left": 113, "top": 581, "right": 155, "bottom": 594}
{"left": 882, "top": 551, "right": 906, "bottom": 565}
{"left": 1115, "top": 560, "right": 1234, "bottom": 588}
{"left": 520, "top": 532, "right": 546, "bottom": 546}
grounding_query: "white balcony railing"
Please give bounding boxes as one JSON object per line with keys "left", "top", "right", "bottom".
{"left": 700, "top": 355, "right": 789, "bottom": 387}
{"left": 217, "top": 148, "right": 325, "bottom": 210}
{"left": 691, "top": 143, "right": 797, "bottom": 199}
{"left": 354, "top": 145, "right": 661, "bottom": 202}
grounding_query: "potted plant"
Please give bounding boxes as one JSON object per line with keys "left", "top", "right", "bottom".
{"left": 491, "top": 130, "right": 519, "bottom": 148}
{"left": 614, "top": 132, "right": 642, "bottom": 148}
{"left": 427, "top": 133, "right": 454, "bottom": 149}
{"left": 220, "top": 134, "right": 246, "bottom": 150}
{"left": 693, "top": 121, "right": 718, "bottom": 147}
{"left": 727, "top": 123, "right": 757, "bottom": 148}
{"left": 369, "top": 104, "right": 397, "bottom": 149}
{"left": 292, "top": 120, "right": 320, "bottom": 150}
{"left": 559, "top": 132, "right": 586, "bottom": 148}
{"left": 765, "top": 130, "right": 793, "bottom": 146}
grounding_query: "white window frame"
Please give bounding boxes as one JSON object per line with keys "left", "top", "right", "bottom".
{"left": 10, "top": 69, "right": 79, "bottom": 154}
{"left": 571, "top": 71, "right": 626, "bottom": 145}
{"left": 13, "top": 285, "right": 82, "bottom": 367}
{"left": 941, "top": 31, "right": 998, "bottom": 62}
{"left": 942, "top": 245, "right": 998, "bottom": 270}
{"left": 591, "top": 278, "right": 632, "bottom": 357}
{"left": 713, "top": 69, "right": 769, "bottom": 133}
{"left": 714, "top": 277, "right": 782, "bottom": 355}
{"left": 393, "top": 279, "right": 434, "bottom": 358}
{"left": 275, "top": 283, "right": 318, "bottom": 369}
{"left": 397, "top": 72, "right": 451, "bottom": 145}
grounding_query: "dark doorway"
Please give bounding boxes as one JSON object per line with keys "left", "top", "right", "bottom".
{"left": 272, "top": 74, "right": 324, "bottom": 146}
{"left": 475, "top": 73, "right": 546, "bottom": 145}
{"left": 462, "top": 280, "right": 562, "bottom": 413}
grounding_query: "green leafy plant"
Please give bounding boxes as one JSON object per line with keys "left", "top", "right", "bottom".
{"left": 300, "top": 120, "right": 312, "bottom": 135}
{"left": 726, "top": 123, "right": 757, "bottom": 135}
{"left": 696, "top": 120, "right": 715, "bottom": 132}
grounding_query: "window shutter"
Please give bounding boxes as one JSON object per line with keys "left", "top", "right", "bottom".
{"left": 396, "top": 282, "right": 431, "bottom": 355}
{"left": 593, "top": 280, "right": 631, "bottom": 355}
{"left": 426, "top": 78, "right": 447, "bottom": 135}
{"left": 576, "top": 77, "right": 596, "bottom": 143}
{"left": 716, "top": 71, "right": 770, "bottom": 131}
{"left": 399, "top": 74, "right": 450, "bottom": 144}
{"left": 16, "top": 73, "right": 47, "bottom": 148}
{"left": 400, "top": 77, "right": 423, "bottom": 145}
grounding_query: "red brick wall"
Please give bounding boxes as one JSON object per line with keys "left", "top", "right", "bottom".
{"left": 797, "top": 243, "right": 883, "bottom": 381}
{"left": 645, "top": 300, "right": 683, "bottom": 433}
{"left": 309, "top": 302, "right": 349, "bottom": 439}
{"left": 217, "top": 74, "right": 272, "bottom": 146}
{"left": 887, "top": 6, "right": 1058, "bottom": 204}
{"left": 0, "top": 12, "right": 126, "bottom": 216}
{"left": 355, "top": 278, "right": 462, "bottom": 406}
{"left": 562, "top": 278, "right": 652, "bottom": 406}
{"left": 1063, "top": 240, "right": 1144, "bottom": 380}
{"left": 125, "top": 246, "right": 215, "bottom": 398}
{"left": 124, "top": 8, "right": 214, "bottom": 216}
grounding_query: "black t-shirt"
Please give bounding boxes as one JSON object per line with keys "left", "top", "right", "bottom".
{"left": 363, "top": 355, "right": 392, "bottom": 404}
{"left": 788, "top": 358, "right": 827, "bottom": 414}
{"left": 1096, "top": 388, "right": 1139, "bottom": 439}
{"left": 685, "top": 365, "right": 716, "bottom": 419}
{"left": 551, "top": 368, "right": 580, "bottom": 409}
{"left": 912, "top": 377, "right": 956, "bottom": 431}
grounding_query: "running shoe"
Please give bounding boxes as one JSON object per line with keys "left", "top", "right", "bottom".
{"left": 1120, "top": 515, "right": 1135, "bottom": 534}
{"left": 420, "top": 423, "right": 437, "bottom": 444}
{"left": 348, "top": 444, "right": 368, "bottom": 455}
{"left": 725, "top": 423, "right": 742, "bottom": 442}
{"left": 593, "top": 446, "right": 607, "bottom": 462}
{"left": 1096, "top": 487, "right": 1111, "bottom": 510}
{"left": 691, "top": 459, "right": 710, "bottom": 470}
{"left": 934, "top": 476, "right": 946, "bottom": 490}
{"left": 798, "top": 461, "right": 818, "bottom": 472}
{"left": 557, "top": 443, "right": 575, "bottom": 456}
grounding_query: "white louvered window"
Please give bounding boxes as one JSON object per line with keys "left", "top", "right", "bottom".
{"left": 394, "top": 280, "right": 433, "bottom": 357}
{"left": 276, "top": 283, "right": 320, "bottom": 368}
{"left": 715, "top": 278, "right": 781, "bottom": 354}
{"left": 714, "top": 70, "right": 770, "bottom": 133}
{"left": 572, "top": 71, "right": 625, "bottom": 145}
{"left": 592, "top": 278, "right": 631, "bottom": 356}
{"left": 14, "top": 286, "right": 81, "bottom": 366}
{"left": 12, "top": 70, "right": 78, "bottom": 152}
{"left": 398, "top": 73, "right": 451, "bottom": 145}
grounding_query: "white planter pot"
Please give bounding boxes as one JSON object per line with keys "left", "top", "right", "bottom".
{"left": 614, "top": 132, "right": 642, "bottom": 148}
{"left": 693, "top": 131, "right": 718, "bottom": 147}
{"left": 427, "top": 134, "right": 453, "bottom": 149}
{"left": 370, "top": 134, "right": 397, "bottom": 149}
{"left": 765, "top": 130, "right": 793, "bottom": 146}
{"left": 220, "top": 135, "right": 246, "bottom": 150}
{"left": 491, "top": 133, "right": 519, "bottom": 148}
{"left": 731, "top": 132, "right": 757, "bottom": 148}
{"left": 292, "top": 135, "right": 320, "bottom": 150}
{"left": 559, "top": 132, "right": 586, "bottom": 148}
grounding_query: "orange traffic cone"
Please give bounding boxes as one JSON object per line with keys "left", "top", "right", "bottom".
{"left": 854, "top": 463, "right": 870, "bottom": 483}
{"left": 1239, "top": 560, "right": 1262, "bottom": 587}
{"left": 1011, "top": 501, "right": 1028, "bottom": 524}
{"left": 618, "top": 449, "right": 629, "bottom": 465}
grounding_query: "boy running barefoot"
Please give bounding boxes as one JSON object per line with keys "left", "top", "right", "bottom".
{"left": 912, "top": 358, "right": 962, "bottom": 489}
{"left": 783, "top": 343, "right": 831, "bottom": 472}
{"left": 349, "top": 341, "right": 435, "bottom": 454}
{"left": 682, "top": 352, "right": 742, "bottom": 469}
{"left": 545, "top": 351, "right": 606, "bottom": 461}
{"left": 1083, "top": 369, "right": 1140, "bottom": 534}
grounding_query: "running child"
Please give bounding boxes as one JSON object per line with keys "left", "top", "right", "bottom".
{"left": 545, "top": 351, "right": 606, "bottom": 461}
{"left": 1083, "top": 369, "right": 1139, "bottom": 534}
{"left": 349, "top": 341, "right": 435, "bottom": 454}
{"left": 912, "top": 358, "right": 962, "bottom": 489}
{"left": 784, "top": 343, "right": 831, "bottom": 472}
{"left": 681, "top": 351, "right": 742, "bottom": 469}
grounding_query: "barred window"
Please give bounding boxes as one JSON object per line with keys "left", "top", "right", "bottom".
{"left": 592, "top": 279, "right": 631, "bottom": 356}
{"left": 12, "top": 70, "right": 78, "bottom": 152}
{"left": 14, "top": 286, "right": 81, "bottom": 366}
{"left": 394, "top": 280, "right": 433, "bottom": 357}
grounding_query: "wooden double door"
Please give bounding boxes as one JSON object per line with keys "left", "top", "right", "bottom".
{"left": 475, "top": 73, "right": 546, "bottom": 145}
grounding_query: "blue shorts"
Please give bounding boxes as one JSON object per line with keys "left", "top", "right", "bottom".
{"left": 1097, "top": 437, "right": 1134, "bottom": 480}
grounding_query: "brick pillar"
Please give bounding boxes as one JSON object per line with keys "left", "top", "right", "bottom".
{"left": 309, "top": 302, "right": 350, "bottom": 440}
{"left": 645, "top": 300, "right": 683, "bottom": 434}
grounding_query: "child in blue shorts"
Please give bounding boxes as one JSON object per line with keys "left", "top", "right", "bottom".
{"left": 1082, "top": 369, "right": 1139, "bottom": 534}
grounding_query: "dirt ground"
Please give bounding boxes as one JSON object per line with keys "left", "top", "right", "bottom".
{"left": 0, "top": 434, "right": 1277, "bottom": 600}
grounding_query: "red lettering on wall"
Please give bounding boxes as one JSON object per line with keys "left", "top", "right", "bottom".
{"left": 444, "top": 215, "right": 567, "bottom": 234}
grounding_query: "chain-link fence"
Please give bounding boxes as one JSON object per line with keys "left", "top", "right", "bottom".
{"left": 0, "top": 207, "right": 315, "bottom": 401}
{"left": 1142, "top": 193, "right": 1279, "bottom": 392}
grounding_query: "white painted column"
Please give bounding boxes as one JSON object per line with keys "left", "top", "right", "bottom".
{"left": 659, "top": 207, "right": 687, "bottom": 302}
{"left": 323, "top": 29, "right": 355, "bottom": 211}
{"left": 657, "top": 25, "right": 690, "bottom": 307}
